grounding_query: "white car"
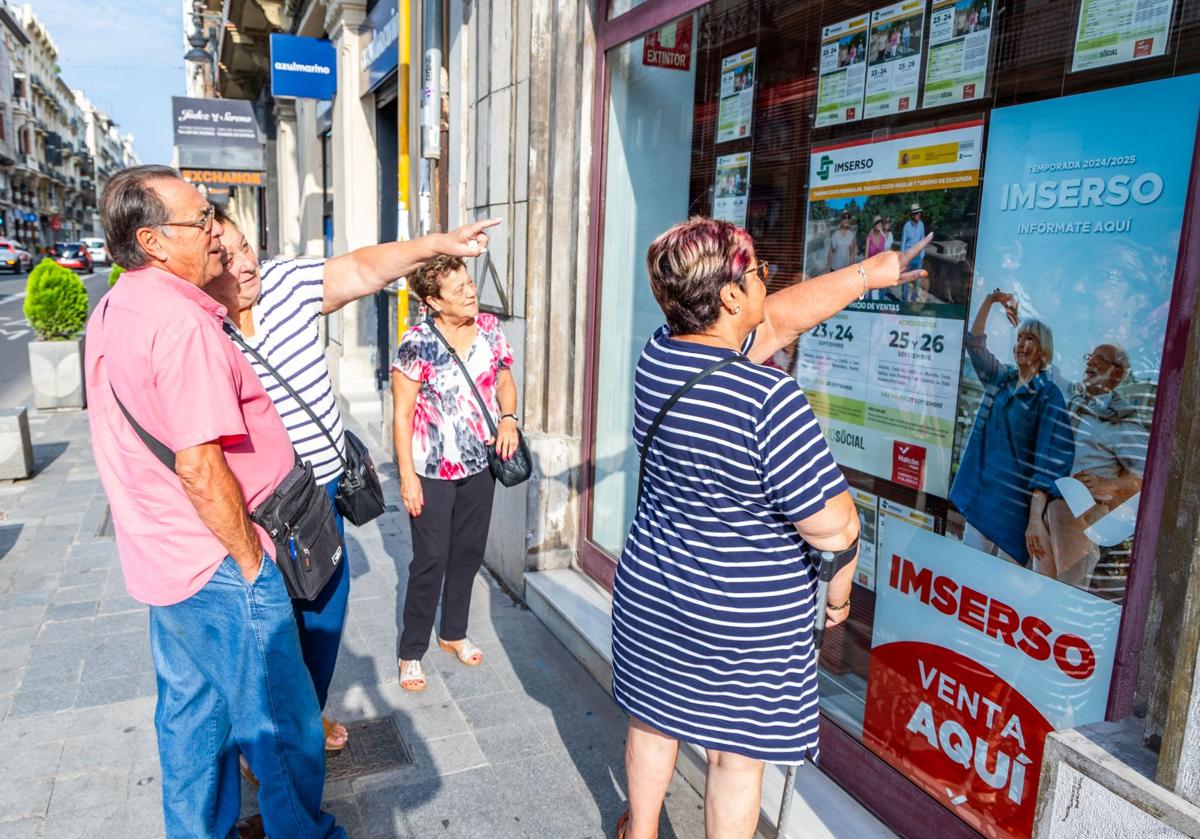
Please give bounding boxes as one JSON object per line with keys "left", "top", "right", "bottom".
{"left": 81, "top": 237, "right": 109, "bottom": 266}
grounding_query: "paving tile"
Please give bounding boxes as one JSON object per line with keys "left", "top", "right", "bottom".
{"left": 17, "top": 654, "right": 83, "bottom": 690}
{"left": 391, "top": 700, "right": 470, "bottom": 744}
{"left": 0, "top": 606, "right": 46, "bottom": 629}
{"left": 8, "top": 685, "right": 78, "bottom": 717}
{"left": 0, "top": 819, "right": 44, "bottom": 838}
{"left": 50, "top": 585, "right": 103, "bottom": 606}
{"left": 457, "top": 690, "right": 534, "bottom": 732}
{"left": 473, "top": 719, "right": 562, "bottom": 766}
{"left": 0, "top": 780, "right": 52, "bottom": 822}
{"left": 74, "top": 672, "right": 156, "bottom": 708}
{"left": 57, "top": 729, "right": 143, "bottom": 776}
{"left": 46, "top": 769, "right": 129, "bottom": 816}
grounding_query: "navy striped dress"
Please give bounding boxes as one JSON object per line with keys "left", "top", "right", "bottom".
{"left": 611, "top": 327, "right": 848, "bottom": 764}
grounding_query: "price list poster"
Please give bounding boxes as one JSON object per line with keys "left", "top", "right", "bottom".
{"left": 815, "top": 14, "right": 870, "bottom": 127}
{"left": 796, "top": 121, "right": 984, "bottom": 498}
{"left": 864, "top": 1, "right": 927, "bottom": 118}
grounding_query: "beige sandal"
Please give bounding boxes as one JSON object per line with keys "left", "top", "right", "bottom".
{"left": 438, "top": 636, "right": 483, "bottom": 667}
{"left": 399, "top": 659, "right": 427, "bottom": 691}
{"left": 323, "top": 716, "right": 348, "bottom": 751}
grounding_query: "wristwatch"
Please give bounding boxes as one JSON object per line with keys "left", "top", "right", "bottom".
{"left": 499, "top": 413, "right": 519, "bottom": 424}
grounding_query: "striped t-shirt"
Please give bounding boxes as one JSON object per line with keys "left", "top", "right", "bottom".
{"left": 228, "top": 257, "right": 346, "bottom": 485}
{"left": 611, "top": 326, "right": 848, "bottom": 764}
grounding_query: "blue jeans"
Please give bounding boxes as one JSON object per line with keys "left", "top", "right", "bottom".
{"left": 149, "top": 556, "right": 344, "bottom": 839}
{"left": 293, "top": 478, "right": 351, "bottom": 709}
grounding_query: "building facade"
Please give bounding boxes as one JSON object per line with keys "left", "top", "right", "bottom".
{"left": 214, "top": 1, "right": 1200, "bottom": 837}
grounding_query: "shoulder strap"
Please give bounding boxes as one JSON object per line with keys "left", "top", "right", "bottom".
{"left": 637, "top": 352, "right": 744, "bottom": 501}
{"left": 223, "top": 322, "right": 348, "bottom": 470}
{"left": 425, "top": 318, "right": 499, "bottom": 437}
{"left": 100, "top": 299, "right": 177, "bottom": 473}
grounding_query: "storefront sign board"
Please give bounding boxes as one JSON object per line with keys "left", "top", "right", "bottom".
{"left": 863, "top": 73, "right": 1200, "bottom": 839}
{"left": 797, "top": 121, "right": 983, "bottom": 497}
{"left": 270, "top": 34, "right": 336, "bottom": 100}
{"left": 1072, "top": 0, "right": 1175, "bottom": 72}
{"left": 716, "top": 49, "right": 756, "bottom": 142}
{"left": 712, "top": 152, "right": 751, "bottom": 228}
{"left": 922, "top": 0, "right": 994, "bottom": 109}
{"left": 642, "top": 17, "right": 692, "bottom": 71}
{"left": 360, "top": 0, "right": 399, "bottom": 93}
{"left": 864, "top": 1, "right": 926, "bottom": 119}
{"left": 816, "top": 15, "right": 868, "bottom": 127}
{"left": 172, "top": 97, "right": 263, "bottom": 171}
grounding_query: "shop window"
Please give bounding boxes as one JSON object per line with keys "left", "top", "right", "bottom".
{"left": 588, "top": 1, "right": 1200, "bottom": 837}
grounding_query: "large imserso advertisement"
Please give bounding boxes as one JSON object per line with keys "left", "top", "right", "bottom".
{"left": 797, "top": 121, "right": 983, "bottom": 498}
{"left": 863, "top": 74, "right": 1200, "bottom": 839}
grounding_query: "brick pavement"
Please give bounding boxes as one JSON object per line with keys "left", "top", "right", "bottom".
{"left": 0, "top": 408, "right": 704, "bottom": 838}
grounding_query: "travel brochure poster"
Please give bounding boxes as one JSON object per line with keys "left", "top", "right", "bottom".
{"left": 796, "top": 121, "right": 983, "bottom": 498}
{"left": 816, "top": 15, "right": 869, "bottom": 127}
{"left": 864, "top": 1, "right": 927, "bottom": 118}
{"left": 712, "top": 152, "right": 751, "bottom": 228}
{"left": 922, "top": 0, "right": 994, "bottom": 108}
{"left": 862, "top": 75, "right": 1200, "bottom": 839}
{"left": 716, "top": 49, "right": 756, "bottom": 143}
{"left": 1072, "top": 0, "right": 1175, "bottom": 72}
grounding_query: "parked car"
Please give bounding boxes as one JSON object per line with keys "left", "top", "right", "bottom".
{"left": 0, "top": 239, "right": 33, "bottom": 273}
{"left": 81, "top": 237, "right": 109, "bottom": 266}
{"left": 53, "top": 242, "right": 94, "bottom": 273}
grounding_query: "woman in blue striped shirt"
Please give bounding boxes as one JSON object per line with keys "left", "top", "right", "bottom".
{"left": 613, "top": 217, "right": 930, "bottom": 839}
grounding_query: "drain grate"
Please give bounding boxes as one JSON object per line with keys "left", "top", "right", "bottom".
{"left": 324, "top": 716, "right": 414, "bottom": 781}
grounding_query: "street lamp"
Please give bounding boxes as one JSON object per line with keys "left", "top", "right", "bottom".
{"left": 185, "top": 5, "right": 217, "bottom": 94}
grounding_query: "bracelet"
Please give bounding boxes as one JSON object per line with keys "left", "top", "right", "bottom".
{"left": 855, "top": 263, "right": 869, "bottom": 300}
{"left": 827, "top": 597, "right": 851, "bottom": 612}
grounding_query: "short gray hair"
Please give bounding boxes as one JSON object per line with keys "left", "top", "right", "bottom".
{"left": 1017, "top": 318, "right": 1055, "bottom": 370}
{"left": 100, "top": 165, "right": 181, "bottom": 269}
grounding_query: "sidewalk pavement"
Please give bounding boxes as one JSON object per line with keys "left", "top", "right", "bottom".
{"left": 0, "top": 407, "right": 705, "bottom": 838}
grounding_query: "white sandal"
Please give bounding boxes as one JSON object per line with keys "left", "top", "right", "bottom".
{"left": 399, "top": 659, "right": 426, "bottom": 691}
{"left": 438, "top": 636, "right": 484, "bottom": 667}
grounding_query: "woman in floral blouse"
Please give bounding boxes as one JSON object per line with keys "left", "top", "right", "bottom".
{"left": 391, "top": 255, "right": 520, "bottom": 691}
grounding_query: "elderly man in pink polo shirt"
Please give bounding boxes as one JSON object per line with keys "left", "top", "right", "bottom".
{"left": 85, "top": 165, "right": 344, "bottom": 839}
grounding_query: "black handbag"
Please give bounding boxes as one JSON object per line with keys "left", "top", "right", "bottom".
{"left": 426, "top": 318, "right": 532, "bottom": 487}
{"left": 108, "top": 385, "right": 343, "bottom": 602}
{"left": 224, "top": 325, "right": 386, "bottom": 526}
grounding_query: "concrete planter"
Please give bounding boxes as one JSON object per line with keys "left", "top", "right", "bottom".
{"left": 28, "top": 337, "right": 86, "bottom": 410}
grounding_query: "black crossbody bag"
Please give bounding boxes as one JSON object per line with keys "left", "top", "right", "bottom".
{"left": 637, "top": 353, "right": 744, "bottom": 501}
{"left": 107, "top": 385, "right": 342, "bottom": 602}
{"left": 223, "top": 324, "right": 385, "bottom": 526}
{"left": 426, "top": 318, "right": 532, "bottom": 487}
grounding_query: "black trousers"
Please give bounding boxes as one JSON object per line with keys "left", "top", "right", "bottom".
{"left": 398, "top": 468, "right": 496, "bottom": 659}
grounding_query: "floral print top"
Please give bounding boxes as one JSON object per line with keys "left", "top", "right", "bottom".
{"left": 392, "top": 313, "right": 514, "bottom": 480}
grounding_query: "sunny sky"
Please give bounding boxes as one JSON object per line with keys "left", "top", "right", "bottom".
{"left": 25, "top": 0, "right": 185, "bottom": 165}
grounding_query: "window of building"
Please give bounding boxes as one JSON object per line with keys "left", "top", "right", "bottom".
{"left": 584, "top": 1, "right": 1200, "bottom": 836}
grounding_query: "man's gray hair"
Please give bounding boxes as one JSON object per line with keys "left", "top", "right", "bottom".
{"left": 100, "top": 165, "right": 182, "bottom": 269}
{"left": 1017, "top": 318, "right": 1055, "bottom": 370}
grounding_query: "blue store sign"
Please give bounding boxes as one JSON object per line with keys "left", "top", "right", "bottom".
{"left": 360, "top": 0, "right": 398, "bottom": 93}
{"left": 270, "top": 34, "right": 336, "bottom": 100}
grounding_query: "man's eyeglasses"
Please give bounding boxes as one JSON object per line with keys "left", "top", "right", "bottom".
{"left": 744, "top": 262, "right": 768, "bottom": 283}
{"left": 159, "top": 205, "right": 216, "bottom": 234}
{"left": 1084, "top": 352, "right": 1122, "bottom": 369}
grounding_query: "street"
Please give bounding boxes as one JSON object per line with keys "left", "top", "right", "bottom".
{"left": 0, "top": 266, "right": 110, "bottom": 408}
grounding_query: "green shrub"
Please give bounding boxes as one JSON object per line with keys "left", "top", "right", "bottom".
{"left": 24, "top": 258, "right": 89, "bottom": 340}
{"left": 108, "top": 264, "right": 124, "bottom": 287}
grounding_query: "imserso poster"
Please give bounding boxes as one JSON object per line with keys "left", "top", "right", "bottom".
{"left": 922, "top": 0, "right": 994, "bottom": 108}
{"left": 712, "top": 152, "right": 751, "bottom": 228}
{"left": 716, "top": 49, "right": 756, "bottom": 143}
{"left": 796, "top": 122, "right": 983, "bottom": 498}
{"left": 866, "top": 75, "right": 1200, "bottom": 839}
{"left": 1072, "top": 0, "right": 1175, "bottom": 72}
{"left": 816, "top": 15, "right": 869, "bottom": 127}
{"left": 865, "top": 1, "right": 927, "bottom": 119}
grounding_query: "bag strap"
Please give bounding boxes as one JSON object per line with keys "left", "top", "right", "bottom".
{"left": 223, "top": 322, "right": 349, "bottom": 471}
{"left": 637, "top": 352, "right": 744, "bottom": 501}
{"left": 425, "top": 318, "right": 500, "bottom": 438}
{"left": 101, "top": 299, "right": 177, "bottom": 473}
